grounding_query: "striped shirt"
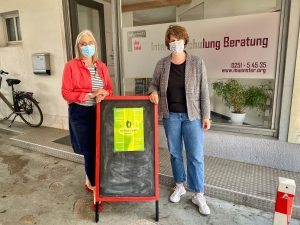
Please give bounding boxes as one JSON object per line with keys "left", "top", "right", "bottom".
{"left": 76, "top": 65, "right": 104, "bottom": 106}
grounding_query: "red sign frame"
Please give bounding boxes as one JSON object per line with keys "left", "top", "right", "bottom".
{"left": 95, "top": 96, "right": 159, "bottom": 203}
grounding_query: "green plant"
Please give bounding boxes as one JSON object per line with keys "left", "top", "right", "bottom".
{"left": 212, "top": 79, "right": 271, "bottom": 114}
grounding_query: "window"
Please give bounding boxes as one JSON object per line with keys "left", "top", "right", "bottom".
{"left": 178, "top": 2, "right": 204, "bottom": 21}
{"left": 4, "top": 14, "right": 22, "bottom": 43}
{"left": 120, "top": 0, "right": 283, "bottom": 135}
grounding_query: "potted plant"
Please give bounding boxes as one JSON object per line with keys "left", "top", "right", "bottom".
{"left": 212, "top": 79, "right": 271, "bottom": 125}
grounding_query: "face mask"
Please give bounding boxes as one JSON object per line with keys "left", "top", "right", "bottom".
{"left": 81, "top": 44, "right": 95, "bottom": 58}
{"left": 169, "top": 40, "right": 185, "bottom": 55}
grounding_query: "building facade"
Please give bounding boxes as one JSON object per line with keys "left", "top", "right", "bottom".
{"left": 0, "top": 0, "right": 299, "bottom": 171}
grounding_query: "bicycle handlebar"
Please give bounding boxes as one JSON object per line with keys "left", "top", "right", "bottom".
{"left": 0, "top": 70, "right": 8, "bottom": 75}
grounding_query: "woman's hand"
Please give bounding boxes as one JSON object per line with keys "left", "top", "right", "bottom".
{"left": 202, "top": 118, "right": 211, "bottom": 131}
{"left": 95, "top": 94, "right": 106, "bottom": 103}
{"left": 149, "top": 91, "right": 159, "bottom": 104}
{"left": 92, "top": 88, "right": 109, "bottom": 103}
{"left": 93, "top": 88, "right": 109, "bottom": 97}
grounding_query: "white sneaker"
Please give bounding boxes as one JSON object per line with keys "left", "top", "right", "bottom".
{"left": 170, "top": 184, "right": 186, "bottom": 203}
{"left": 192, "top": 194, "right": 211, "bottom": 215}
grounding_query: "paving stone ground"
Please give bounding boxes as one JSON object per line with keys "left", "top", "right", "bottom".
{"left": 0, "top": 132, "right": 299, "bottom": 225}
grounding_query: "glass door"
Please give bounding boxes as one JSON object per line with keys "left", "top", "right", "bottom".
{"left": 69, "top": 0, "right": 107, "bottom": 63}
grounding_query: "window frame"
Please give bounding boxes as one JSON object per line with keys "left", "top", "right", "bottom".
{"left": 117, "top": 0, "right": 289, "bottom": 137}
{"left": 3, "top": 13, "right": 22, "bottom": 44}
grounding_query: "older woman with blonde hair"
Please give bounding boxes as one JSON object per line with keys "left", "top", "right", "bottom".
{"left": 62, "top": 30, "right": 113, "bottom": 196}
{"left": 149, "top": 25, "right": 211, "bottom": 216}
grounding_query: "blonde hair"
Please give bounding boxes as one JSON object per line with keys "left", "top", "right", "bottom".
{"left": 165, "top": 25, "right": 189, "bottom": 50}
{"left": 74, "top": 30, "right": 99, "bottom": 63}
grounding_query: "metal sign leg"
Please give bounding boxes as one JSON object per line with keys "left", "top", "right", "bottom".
{"left": 155, "top": 200, "right": 159, "bottom": 221}
{"left": 95, "top": 201, "right": 99, "bottom": 223}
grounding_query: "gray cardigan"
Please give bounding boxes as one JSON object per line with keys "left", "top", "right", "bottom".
{"left": 148, "top": 52, "right": 210, "bottom": 121}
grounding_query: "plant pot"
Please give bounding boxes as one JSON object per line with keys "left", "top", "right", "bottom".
{"left": 230, "top": 112, "right": 246, "bottom": 125}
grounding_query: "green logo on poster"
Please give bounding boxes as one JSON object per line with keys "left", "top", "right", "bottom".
{"left": 126, "top": 120, "right": 132, "bottom": 128}
{"left": 114, "top": 108, "right": 144, "bottom": 152}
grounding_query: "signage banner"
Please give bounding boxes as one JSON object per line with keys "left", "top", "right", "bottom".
{"left": 113, "top": 107, "right": 144, "bottom": 152}
{"left": 122, "top": 12, "right": 280, "bottom": 79}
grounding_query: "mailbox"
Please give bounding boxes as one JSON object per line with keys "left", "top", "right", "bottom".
{"left": 32, "top": 53, "right": 51, "bottom": 75}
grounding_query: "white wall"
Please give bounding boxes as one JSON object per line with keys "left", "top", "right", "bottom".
{"left": 0, "top": 0, "right": 67, "bottom": 129}
{"left": 0, "top": 0, "right": 114, "bottom": 130}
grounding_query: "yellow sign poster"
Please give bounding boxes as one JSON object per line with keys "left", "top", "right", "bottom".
{"left": 113, "top": 108, "right": 144, "bottom": 152}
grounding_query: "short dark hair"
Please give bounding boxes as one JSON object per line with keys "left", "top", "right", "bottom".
{"left": 165, "top": 25, "right": 189, "bottom": 50}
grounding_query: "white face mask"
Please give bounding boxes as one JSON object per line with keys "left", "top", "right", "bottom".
{"left": 169, "top": 40, "right": 185, "bottom": 55}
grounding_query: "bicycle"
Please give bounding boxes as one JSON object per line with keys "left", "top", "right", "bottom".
{"left": 0, "top": 70, "right": 43, "bottom": 127}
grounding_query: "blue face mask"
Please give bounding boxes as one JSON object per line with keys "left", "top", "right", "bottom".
{"left": 80, "top": 44, "right": 95, "bottom": 58}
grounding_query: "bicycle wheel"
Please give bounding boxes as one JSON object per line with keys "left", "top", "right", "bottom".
{"left": 16, "top": 95, "right": 43, "bottom": 127}
{"left": 0, "top": 96, "right": 12, "bottom": 121}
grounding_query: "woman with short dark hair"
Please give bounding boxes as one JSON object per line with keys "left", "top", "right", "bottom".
{"left": 149, "top": 25, "right": 211, "bottom": 215}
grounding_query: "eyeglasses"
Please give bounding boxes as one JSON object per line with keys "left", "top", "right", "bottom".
{"left": 79, "top": 41, "right": 94, "bottom": 46}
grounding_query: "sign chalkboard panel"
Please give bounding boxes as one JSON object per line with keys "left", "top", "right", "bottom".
{"left": 95, "top": 96, "right": 158, "bottom": 203}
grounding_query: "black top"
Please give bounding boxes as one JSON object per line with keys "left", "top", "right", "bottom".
{"left": 167, "top": 61, "right": 187, "bottom": 113}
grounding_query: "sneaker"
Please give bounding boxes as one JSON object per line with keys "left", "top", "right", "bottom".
{"left": 192, "top": 194, "right": 211, "bottom": 215}
{"left": 170, "top": 184, "right": 186, "bottom": 203}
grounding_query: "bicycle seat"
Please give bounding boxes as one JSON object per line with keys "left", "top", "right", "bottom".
{"left": 6, "top": 79, "right": 21, "bottom": 86}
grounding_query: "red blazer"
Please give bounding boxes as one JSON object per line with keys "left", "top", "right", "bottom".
{"left": 61, "top": 59, "right": 113, "bottom": 104}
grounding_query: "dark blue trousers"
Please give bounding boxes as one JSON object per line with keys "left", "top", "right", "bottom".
{"left": 68, "top": 103, "right": 96, "bottom": 186}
